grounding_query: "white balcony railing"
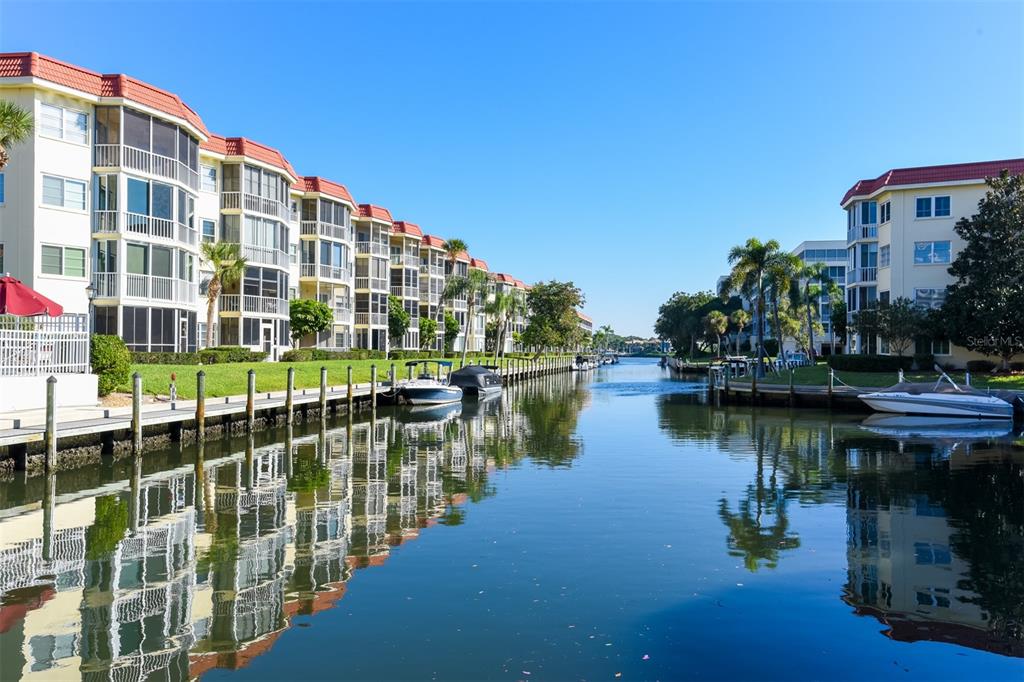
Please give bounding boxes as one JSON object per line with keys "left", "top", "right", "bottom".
{"left": 94, "top": 144, "right": 200, "bottom": 190}
{"left": 354, "top": 312, "right": 388, "bottom": 326}
{"left": 355, "top": 277, "right": 388, "bottom": 292}
{"left": 301, "top": 221, "right": 353, "bottom": 242}
{"left": 92, "top": 211, "right": 197, "bottom": 247}
{"left": 320, "top": 264, "right": 351, "bottom": 281}
{"left": 391, "top": 285, "right": 418, "bottom": 299}
{"left": 419, "top": 264, "right": 444, "bottom": 277}
{"left": 109, "top": 273, "right": 196, "bottom": 304}
{"left": 333, "top": 307, "right": 352, "bottom": 324}
{"left": 847, "top": 225, "right": 878, "bottom": 242}
{"left": 847, "top": 267, "right": 878, "bottom": 284}
{"left": 355, "top": 242, "right": 389, "bottom": 257}
{"left": 237, "top": 244, "right": 287, "bottom": 267}
{"left": 125, "top": 212, "right": 175, "bottom": 241}
{"left": 218, "top": 294, "right": 288, "bottom": 316}
{"left": 92, "top": 272, "right": 118, "bottom": 298}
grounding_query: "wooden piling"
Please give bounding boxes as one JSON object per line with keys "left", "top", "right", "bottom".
{"left": 196, "top": 370, "right": 206, "bottom": 441}
{"left": 132, "top": 372, "right": 143, "bottom": 455}
{"left": 370, "top": 364, "right": 377, "bottom": 406}
{"left": 347, "top": 365, "right": 354, "bottom": 412}
{"left": 246, "top": 369, "right": 256, "bottom": 432}
{"left": 45, "top": 376, "right": 57, "bottom": 471}
{"left": 286, "top": 366, "right": 294, "bottom": 426}
{"left": 319, "top": 366, "right": 328, "bottom": 417}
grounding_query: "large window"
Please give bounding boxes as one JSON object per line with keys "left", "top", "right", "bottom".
{"left": 879, "top": 245, "right": 890, "bottom": 268}
{"left": 244, "top": 215, "right": 285, "bottom": 250}
{"left": 94, "top": 174, "right": 117, "bottom": 211}
{"left": 126, "top": 177, "right": 174, "bottom": 219}
{"left": 934, "top": 195, "right": 951, "bottom": 217}
{"left": 859, "top": 201, "right": 877, "bottom": 225}
{"left": 40, "top": 103, "right": 88, "bottom": 144}
{"left": 914, "top": 241, "right": 951, "bottom": 264}
{"left": 122, "top": 108, "right": 199, "bottom": 169}
{"left": 176, "top": 188, "right": 195, "bottom": 229}
{"left": 94, "top": 240, "right": 117, "bottom": 272}
{"left": 42, "top": 175, "right": 87, "bottom": 210}
{"left": 40, "top": 244, "right": 86, "bottom": 277}
{"left": 319, "top": 199, "right": 350, "bottom": 227}
{"left": 94, "top": 106, "right": 120, "bottom": 144}
{"left": 916, "top": 196, "right": 949, "bottom": 219}
{"left": 201, "top": 164, "right": 217, "bottom": 192}
{"left": 126, "top": 243, "right": 148, "bottom": 275}
{"left": 202, "top": 219, "right": 216, "bottom": 243}
{"left": 243, "top": 164, "right": 287, "bottom": 202}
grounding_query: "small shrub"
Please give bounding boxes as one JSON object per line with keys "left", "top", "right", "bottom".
{"left": 91, "top": 335, "right": 131, "bottom": 396}
{"left": 131, "top": 351, "right": 199, "bottom": 365}
{"left": 966, "top": 359, "right": 996, "bottom": 374}
{"left": 828, "top": 354, "right": 913, "bottom": 372}
{"left": 280, "top": 348, "right": 314, "bottom": 362}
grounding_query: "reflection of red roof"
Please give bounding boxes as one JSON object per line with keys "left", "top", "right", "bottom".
{"left": 849, "top": 603, "right": 1024, "bottom": 658}
{"left": 422, "top": 234, "right": 446, "bottom": 249}
{"left": 300, "top": 176, "right": 355, "bottom": 205}
{"left": 0, "top": 52, "right": 209, "bottom": 136}
{"left": 392, "top": 221, "right": 423, "bottom": 238}
{"left": 469, "top": 257, "right": 488, "bottom": 271}
{"left": 841, "top": 158, "right": 1024, "bottom": 206}
{"left": 357, "top": 204, "right": 394, "bottom": 223}
{"left": 201, "top": 134, "right": 298, "bottom": 180}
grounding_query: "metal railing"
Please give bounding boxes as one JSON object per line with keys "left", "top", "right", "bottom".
{"left": 847, "top": 267, "right": 878, "bottom": 284}
{"left": 320, "top": 264, "right": 351, "bottom": 281}
{"left": 221, "top": 192, "right": 290, "bottom": 220}
{"left": 301, "top": 221, "right": 353, "bottom": 242}
{"left": 419, "top": 290, "right": 440, "bottom": 305}
{"left": 355, "top": 242, "right": 389, "bottom": 257}
{"left": 94, "top": 144, "right": 200, "bottom": 190}
{"left": 390, "top": 285, "right": 419, "bottom": 299}
{"left": 847, "top": 225, "right": 878, "bottom": 242}
{"left": 218, "top": 294, "right": 288, "bottom": 316}
{"left": 119, "top": 274, "right": 197, "bottom": 303}
{"left": 0, "top": 315, "right": 90, "bottom": 376}
{"left": 419, "top": 264, "right": 444, "bottom": 277}
{"left": 236, "top": 243, "right": 287, "bottom": 267}
{"left": 92, "top": 211, "right": 197, "bottom": 247}
{"left": 354, "top": 312, "right": 387, "bottom": 326}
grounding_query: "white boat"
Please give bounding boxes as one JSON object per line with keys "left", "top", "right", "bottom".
{"left": 399, "top": 361, "right": 464, "bottom": 406}
{"left": 858, "top": 371, "right": 1013, "bottom": 419}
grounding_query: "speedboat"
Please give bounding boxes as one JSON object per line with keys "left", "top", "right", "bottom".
{"left": 399, "top": 361, "right": 463, "bottom": 406}
{"left": 858, "top": 370, "right": 1013, "bottom": 419}
{"left": 448, "top": 364, "right": 503, "bottom": 398}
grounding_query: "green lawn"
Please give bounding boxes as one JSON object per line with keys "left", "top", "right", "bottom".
{"left": 119, "top": 354, "right": 566, "bottom": 399}
{"left": 729, "top": 363, "right": 1024, "bottom": 391}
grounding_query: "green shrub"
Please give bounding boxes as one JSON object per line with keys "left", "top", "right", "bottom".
{"left": 91, "top": 335, "right": 131, "bottom": 396}
{"left": 966, "top": 359, "right": 996, "bottom": 374}
{"left": 197, "top": 347, "right": 267, "bottom": 364}
{"left": 280, "top": 348, "right": 314, "bottom": 362}
{"left": 828, "top": 354, "right": 913, "bottom": 372}
{"left": 132, "top": 351, "right": 200, "bottom": 365}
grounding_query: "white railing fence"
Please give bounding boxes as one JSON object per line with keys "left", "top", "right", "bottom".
{"left": 0, "top": 314, "right": 90, "bottom": 376}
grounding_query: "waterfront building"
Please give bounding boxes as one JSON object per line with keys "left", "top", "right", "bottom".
{"left": 468, "top": 257, "right": 489, "bottom": 353}
{"left": 419, "top": 234, "right": 447, "bottom": 351}
{"left": 841, "top": 158, "right": 1024, "bottom": 365}
{"left": 353, "top": 205, "right": 392, "bottom": 352}
{"left": 390, "top": 221, "right": 422, "bottom": 351}
{"left": 576, "top": 310, "right": 593, "bottom": 345}
{"left": 788, "top": 239, "right": 846, "bottom": 356}
{"left": 447, "top": 249, "right": 471, "bottom": 352}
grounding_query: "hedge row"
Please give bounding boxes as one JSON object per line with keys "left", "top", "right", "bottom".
{"left": 131, "top": 346, "right": 268, "bottom": 365}
{"left": 279, "top": 348, "right": 388, "bottom": 362}
{"left": 827, "top": 354, "right": 914, "bottom": 372}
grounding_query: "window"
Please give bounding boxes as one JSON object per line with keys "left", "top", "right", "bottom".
{"left": 860, "top": 201, "right": 877, "bottom": 225}
{"left": 916, "top": 197, "right": 932, "bottom": 218}
{"left": 914, "top": 241, "right": 951, "bottom": 264}
{"left": 879, "top": 245, "right": 890, "bottom": 268}
{"left": 879, "top": 201, "right": 890, "bottom": 223}
{"left": 934, "top": 195, "right": 951, "bottom": 217}
{"left": 914, "top": 287, "right": 947, "bottom": 310}
{"left": 40, "top": 245, "right": 85, "bottom": 277}
{"left": 40, "top": 103, "right": 88, "bottom": 144}
{"left": 94, "top": 174, "right": 117, "bottom": 211}
{"left": 0, "top": 172, "right": 5, "bottom": 203}
{"left": 94, "top": 240, "right": 117, "bottom": 272}
{"left": 126, "top": 243, "right": 148, "bottom": 275}
{"left": 202, "top": 219, "right": 216, "bottom": 242}
{"left": 94, "top": 106, "right": 120, "bottom": 144}
{"left": 123, "top": 109, "right": 151, "bottom": 151}
{"left": 42, "top": 175, "right": 87, "bottom": 210}
{"left": 201, "top": 164, "right": 217, "bottom": 192}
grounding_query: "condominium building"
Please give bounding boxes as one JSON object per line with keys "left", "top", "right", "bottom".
{"left": 790, "top": 239, "right": 846, "bottom": 355}
{"left": 468, "top": 257, "right": 489, "bottom": 353}
{"left": 0, "top": 52, "right": 540, "bottom": 362}
{"left": 841, "top": 158, "right": 1024, "bottom": 365}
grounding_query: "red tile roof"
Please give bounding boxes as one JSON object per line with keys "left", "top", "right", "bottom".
{"left": 0, "top": 52, "right": 208, "bottom": 137}
{"left": 300, "top": 176, "right": 356, "bottom": 205}
{"left": 841, "top": 158, "right": 1024, "bottom": 206}
{"left": 200, "top": 134, "right": 298, "bottom": 180}
{"left": 514, "top": 279, "right": 528, "bottom": 289}
{"left": 421, "top": 234, "right": 446, "bottom": 249}
{"left": 576, "top": 310, "right": 593, "bottom": 323}
{"left": 469, "top": 257, "right": 488, "bottom": 271}
{"left": 494, "top": 273, "right": 516, "bottom": 284}
{"left": 391, "top": 221, "right": 423, "bottom": 238}
{"left": 454, "top": 250, "right": 470, "bottom": 263}
{"left": 357, "top": 204, "right": 394, "bottom": 223}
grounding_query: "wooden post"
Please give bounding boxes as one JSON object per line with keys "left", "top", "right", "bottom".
{"left": 390, "top": 363, "right": 396, "bottom": 390}
{"left": 707, "top": 365, "right": 715, "bottom": 400}
{"left": 370, "top": 364, "right": 377, "bottom": 406}
{"left": 196, "top": 370, "right": 206, "bottom": 441}
{"left": 285, "top": 366, "right": 295, "bottom": 426}
{"left": 347, "top": 365, "right": 354, "bottom": 412}
{"left": 45, "top": 376, "right": 57, "bottom": 471}
{"left": 827, "top": 367, "right": 834, "bottom": 408}
{"left": 788, "top": 369, "right": 795, "bottom": 407}
{"left": 723, "top": 363, "right": 731, "bottom": 404}
{"left": 132, "top": 372, "right": 143, "bottom": 455}
{"left": 319, "top": 366, "right": 327, "bottom": 413}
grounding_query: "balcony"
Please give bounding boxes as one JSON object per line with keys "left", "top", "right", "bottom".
{"left": 354, "top": 312, "right": 387, "bottom": 326}
{"left": 220, "top": 192, "right": 290, "bottom": 221}
{"left": 847, "top": 267, "right": 878, "bottom": 284}
{"left": 94, "top": 144, "right": 199, "bottom": 191}
{"left": 300, "top": 220, "right": 353, "bottom": 242}
{"left": 93, "top": 211, "right": 198, "bottom": 247}
{"left": 93, "top": 273, "right": 197, "bottom": 304}
{"left": 390, "top": 285, "right": 419, "bottom": 299}
{"left": 333, "top": 306, "right": 352, "bottom": 324}
{"left": 355, "top": 277, "right": 388, "bottom": 292}
{"left": 224, "top": 243, "right": 287, "bottom": 268}
{"left": 419, "top": 289, "right": 440, "bottom": 305}
{"left": 355, "top": 242, "right": 389, "bottom": 257}
{"left": 219, "top": 294, "right": 288, "bottom": 316}
{"left": 847, "top": 225, "right": 878, "bottom": 242}
{"left": 419, "top": 264, "right": 444, "bottom": 277}
{"left": 300, "top": 263, "right": 352, "bottom": 281}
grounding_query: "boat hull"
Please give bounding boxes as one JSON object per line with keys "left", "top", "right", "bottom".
{"left": 402, "top": 386, "right": 464, "bottom": 405}
{"left": 858, "top": 392, "right": 1013, "bottom": 419}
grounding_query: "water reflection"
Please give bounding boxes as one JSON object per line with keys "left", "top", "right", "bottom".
{"left": 0, "top": 367, "right": 1020, "bottom": 680}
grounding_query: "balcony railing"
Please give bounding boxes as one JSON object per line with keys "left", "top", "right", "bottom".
{"left": 355, "top": 277, "right": 388, "bottom": 292}
{"left": 333, "top": 307, "right": 352, "bottom": 324}
{"left": 355, "top": 242, "right": 389, "bottom": 257}
{"left": 106, "top": 273, "right": 197, "bottom": 304}
{"left": 847, "top": 267, "right": 878, "bottom": 284}
{"left": 354, "top": 312, "right": 388, "bottom": 326}
{"left": 92, "top": 211, "right": 198, "bottom": 247}
{"left": 300, "top": 220, "right": 353, "bottom": 242}
{"left": 419, "top": 290, "right": 440, "bottom": 305}
{"left": 227, "top": 243, "right": 287, "bottom": 268}
{"left": 300, "top": 263, "right": 352, "bottom": 281}
{"left": 94, "top": 144, "right": 200, "bottom": 191}
{"left": 847, "top": 225, "right": 878, "bottom": 242}
{"left": 419, "top": 264, "right": 444, "bottom": 277}
{"left": 390, "top": 285, "right": 419, "bottom": 299}
{"left": 218, "top": 294, "right": 288, "bottom": 316}
{"left": 220, "top": 192, "right": 290, "bottom": 220}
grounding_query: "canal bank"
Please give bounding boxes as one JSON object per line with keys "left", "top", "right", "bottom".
{"left": 0, "top": 358, "right": 1020, "bottom": 680}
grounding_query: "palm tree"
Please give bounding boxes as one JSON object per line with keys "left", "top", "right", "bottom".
{"left": 443, "top": 238, "right": 468, "bottom": 274}
{"left": 443, "top": 268, "right": 489, "bottom": 365}
{"left": 827, "top": 282, "right": 845, "bottom": 357}
{"left": 729, "top": 308, "right": 750, "bottom": 355}
{"left": 704, "top": 311, "right": 728, "bottom": 357}
{"left": 0, "top": 101, "right": 34, "bottom": 170}
{"left": 790, "top": 261, "right": 834, "bottom": 364}
{"left": 200, "top": 242, "right": 247, "bottom": 348}
{"left": 485, "top": 289, "right": 516, "bottom": 363}
{"left": 720, "top": 238, "right": 784, "bottom": 377}
{"left": 765, "top": 252, "right": 801, "bottom": 362}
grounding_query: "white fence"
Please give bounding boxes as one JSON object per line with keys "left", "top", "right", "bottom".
{"left": 0, "top": 314, "right": 90, "bottom": 376}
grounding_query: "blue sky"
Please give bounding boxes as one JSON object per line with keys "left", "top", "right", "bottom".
{"left": 3, "top": 1, "right": 1022, "bottom": 335}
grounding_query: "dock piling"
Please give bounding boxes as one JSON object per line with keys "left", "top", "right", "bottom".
{"left": 196, "top": 371, "right": 206, "bottom": 441}
{"left": 347, "top": 366, "right": 353, "bottom": 411}
{"left": 320, "top": 366, "right": 328, "bottom": 417}
{"left": 246, "top": 369, "right": 256, "bottom": 432}
{"left": 45, "top": 376, "right": 57, "bottom": 471}
{"left": 286, "top": 367, "right": 294, "bottom": 426}
{"left": 827, "top": 368, "right": 834, "bottom": 407}
{"left": 390, "top": 363, "right": 396, "bottom": 390}
{"left": 132, "top": 372, "right": 142, "bottom": 455}
{"left": 370, "top": 364, "right": 377, "bottom": 406}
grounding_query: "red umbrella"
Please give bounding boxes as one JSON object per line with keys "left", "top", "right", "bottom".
{"left": 0, "top": 276, "right": 64, "bottom": 317}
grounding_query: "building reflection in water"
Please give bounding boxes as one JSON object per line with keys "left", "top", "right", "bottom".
{"left": 0, "top": 373, "right": 588, "bottom": 680}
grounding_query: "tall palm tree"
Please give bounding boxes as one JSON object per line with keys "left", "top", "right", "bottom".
{"left": 704, "top": 310, "right": 728, "bottom": 357}
{"left": 765, "top": 252, "right": 801, "bottom": 362}
{"left": 790, "top": 261, "right": 834, "bottom": 363}
{"left": 443, "top": 238, "right": 468, "bottom": 274}
{"left": 720, "top": 238, "right": 783, "bottom": 376}
{"left": 0, "top": 101, "right": 34, "bottom": 170}
{"left": 200, "top": 242, "right": 247, "bottom": 348}
{"left": 729, "top": 308, "right": 750, "bottom": 355}
{"left": 443, "top": 268, "right": 489, "bottom": 365}
{"left": 485, "top": 289, "right": 516, "bottom": 363}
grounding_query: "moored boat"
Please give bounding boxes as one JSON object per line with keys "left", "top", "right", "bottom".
{"left": 399, "top": 361, "right": 464, "bottom": 405}
{"left": 448, "top": 364, "right": 503, "bottom": 397}
{"left": 857, "top": 370, "right": 1013, "bottom": 419}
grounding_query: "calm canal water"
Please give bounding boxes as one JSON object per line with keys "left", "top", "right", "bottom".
{"left": 0, "top": 358, "right": 1021, "bottom": 680}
